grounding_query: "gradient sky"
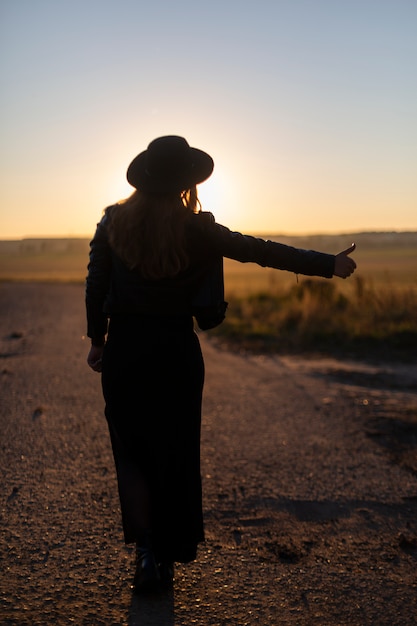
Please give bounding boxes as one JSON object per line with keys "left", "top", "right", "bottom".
{"left": 1, "top": 0, "right": 416, "bottom": 238}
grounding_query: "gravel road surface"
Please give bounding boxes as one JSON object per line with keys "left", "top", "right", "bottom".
{"left": 1, "top": 283, "right": 416, "bottom": 625}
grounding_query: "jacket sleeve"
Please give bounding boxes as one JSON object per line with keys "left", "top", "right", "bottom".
{"left": 200, "top": 217, "right": 335, "bottom": 278}
{"left": 85, "top": 212, "right": 113, "bottom": 345}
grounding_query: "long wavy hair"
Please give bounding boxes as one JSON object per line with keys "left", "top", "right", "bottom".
{"left": 107, "top": 187, "right": 201, "bottom": 280}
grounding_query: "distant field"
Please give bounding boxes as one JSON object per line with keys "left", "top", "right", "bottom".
{"left": 225, "top": 233, "right": 417, "bottom": 295}
{"left": 0, "top": 238, "right": 90, "bottom": 283}
{"left": 0, "top": 233, "right": 416, "bottom": 291}
{"left": 224, "top": 246, "right": 417, "bottom": 295}
{"left": 1, "top": 233, "right": 415, "bottom": 358}
{"left": 0, "top": 250, "right": 89, "bottom": 283}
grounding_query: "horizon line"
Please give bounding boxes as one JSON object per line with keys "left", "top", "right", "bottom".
{"left": 2, "top": 228, "right": 417, "bottom": 241}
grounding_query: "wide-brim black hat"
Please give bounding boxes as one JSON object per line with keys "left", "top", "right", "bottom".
{"left": 126, "top": 135, "right": 214, "bottom": 193}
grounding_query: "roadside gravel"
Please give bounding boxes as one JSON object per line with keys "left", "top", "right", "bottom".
{"left": 1, "top": 283, "right": 416, "bottom": 625}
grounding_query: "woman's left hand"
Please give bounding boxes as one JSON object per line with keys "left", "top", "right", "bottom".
{"left": 87, "top": 345, "right": 104, "bottom": 372}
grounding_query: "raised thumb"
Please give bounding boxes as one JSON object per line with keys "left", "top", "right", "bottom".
{"left": 341, "top": 243, "right": 356, "bottom": 256}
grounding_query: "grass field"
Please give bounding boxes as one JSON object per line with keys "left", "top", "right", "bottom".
{"left": 1, "top": 233, "right": 416, "bottom": 359}
{"left": 1, "top": 232, "right": 416, "bottom": 290}
{"left": 0, "top": 239, "right": 89, "bottom": 283}
{"left": 224, "top": 247, "right": 417, "bottom": 296}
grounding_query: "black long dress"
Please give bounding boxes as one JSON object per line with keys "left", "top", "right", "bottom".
{"left": 86, "top": 207, "right": 335, "bottom": 563}
{"left": 102, "top": 313, "right": 204, "bottom": 563}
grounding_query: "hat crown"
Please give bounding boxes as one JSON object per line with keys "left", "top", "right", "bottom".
{"left": 145, "top": 136, "right": 193, "bottom": 178}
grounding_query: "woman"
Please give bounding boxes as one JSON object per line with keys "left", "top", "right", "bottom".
{"left": 86, "top": 135, "right": 356, "bottom": 592}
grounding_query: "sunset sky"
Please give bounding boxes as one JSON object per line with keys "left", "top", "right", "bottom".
{"left": 1, "top": 0, "right": 416, "bottom": 239}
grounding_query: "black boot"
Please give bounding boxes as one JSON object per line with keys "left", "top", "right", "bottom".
{"left": 133, "top": 538, "right": 161, "bottom": 593}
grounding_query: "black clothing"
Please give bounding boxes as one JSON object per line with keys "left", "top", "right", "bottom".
{"left": 102, "top": 314, "right": 204, "bottom": 563}
{"left": 86, "top": 209, "right": 335, "bottom": 346}
{"left": 86, "top": 208, "right": 335, "bottom": 562}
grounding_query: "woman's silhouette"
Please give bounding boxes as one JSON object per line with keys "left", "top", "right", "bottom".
{"left": 86, "top": 135, "right": 356, "bottom": 592}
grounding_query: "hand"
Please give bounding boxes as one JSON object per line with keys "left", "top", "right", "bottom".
{"left": 334, "top": 243, "right": 357, "bottom": 279}
{"left": 87, "top": 345, "right": 104, "bottom": 372}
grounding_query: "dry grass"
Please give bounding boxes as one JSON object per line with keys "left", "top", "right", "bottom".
{"left": 212, "top": 276, "right": 417, "bottom": 360}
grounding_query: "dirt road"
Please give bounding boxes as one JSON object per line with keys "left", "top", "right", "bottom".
{"left": 1, "top": 283, "right": 416, "bottom": 625}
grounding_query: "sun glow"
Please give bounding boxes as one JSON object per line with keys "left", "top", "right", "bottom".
{"left": 198, "top": 169, "right": 241, "bottom": 227}
{"left": 103, "top": 173, "right": 134, "bottom": 205}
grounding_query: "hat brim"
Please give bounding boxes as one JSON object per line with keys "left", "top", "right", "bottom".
{"left": 127, "top": 147, "right": 214, "bottom": 193}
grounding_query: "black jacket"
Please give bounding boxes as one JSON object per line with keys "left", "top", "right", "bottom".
{"left": 86, "top": 208, "right": 335, "bottom": 345}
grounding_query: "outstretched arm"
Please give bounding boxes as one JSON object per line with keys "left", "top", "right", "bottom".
{"left": 333, "top": 243, "right": 357, "bottom": 278}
